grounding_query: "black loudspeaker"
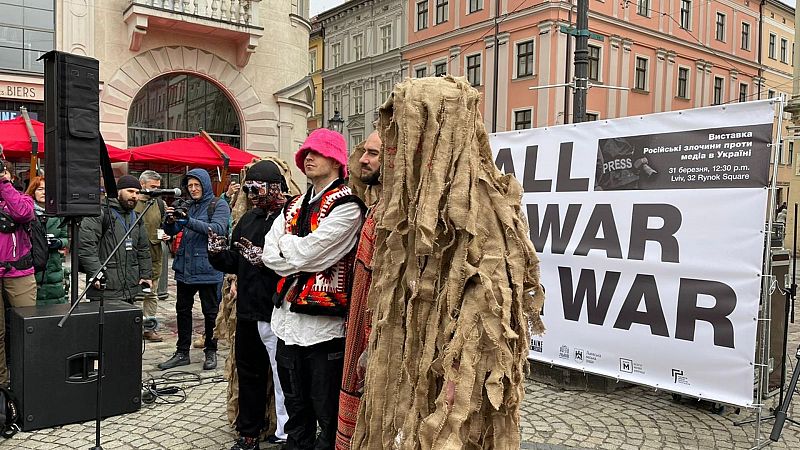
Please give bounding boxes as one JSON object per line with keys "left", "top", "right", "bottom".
{"left": 41, "top": 50, "right": 101, "bottom": 217}
{"left": 9, "top": 301, "right": 142, "bottom": 431}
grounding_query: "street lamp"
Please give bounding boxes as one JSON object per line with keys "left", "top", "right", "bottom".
{"left": 328, "top": 110, "right": 344, "bottom": 133}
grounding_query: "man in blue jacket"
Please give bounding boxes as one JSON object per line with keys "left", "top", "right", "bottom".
{"left": 158, "top": 168, "right": 230, "bottom": 371}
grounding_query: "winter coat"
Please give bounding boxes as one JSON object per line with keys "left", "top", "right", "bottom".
{"left": 134, "top": 198, "right": 165, "bottom": 278}
{"left": 0, "top": 180, "right": 35, "bottom": 278}
{"left": 209, "top": 207, "right": 280, "bottom": 322}
{"left": 78, "top": 198, "right": 153, "bottom": 303}
{"left": 164, "top": 169, "right": 230, "bottom": 285}
{"left": 33, "top": 204, "right": 68, "bottom": 305}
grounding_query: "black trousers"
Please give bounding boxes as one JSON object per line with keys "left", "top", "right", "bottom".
{"left": 277, "top": 337, "right": 345, "bottom": 450}
{"left": 175, "top": 281, "right": 218, "bottom": 353}
{"left": 236, "top": 319, "right": 271, "bottom": 438}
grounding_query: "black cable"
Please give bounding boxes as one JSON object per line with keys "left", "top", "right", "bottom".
{"left": 140, "top": 370, "right": 226, "bottom": 405}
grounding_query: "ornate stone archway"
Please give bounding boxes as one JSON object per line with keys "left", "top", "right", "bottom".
{"left": 100, "top": 46, "right": 280, "bottom": 153}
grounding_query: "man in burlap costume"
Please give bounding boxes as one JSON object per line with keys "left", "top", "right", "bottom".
{"left": 351, "top": 76, "right": 545, "bottom": 449}
{"left": 336, "top": 131, "right": 382, "bottom": 450}
{"left": 209, "top": 160, "right": 291, "bottom": 450}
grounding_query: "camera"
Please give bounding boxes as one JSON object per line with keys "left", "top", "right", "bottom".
{"left": 168, "top": 198, "right": 189, "bottom": 220}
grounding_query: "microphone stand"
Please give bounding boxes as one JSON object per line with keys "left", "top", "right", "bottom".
{"left": 58, "top": 198, "right": 157, "bottom": 450}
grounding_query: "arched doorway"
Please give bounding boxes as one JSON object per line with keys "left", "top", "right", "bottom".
{"left": 127, "top": 73, "right": 241, "bottom": 148}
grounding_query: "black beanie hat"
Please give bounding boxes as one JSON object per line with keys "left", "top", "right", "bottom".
{"left": 246, "top": 160, "right": 285, "bottom": 184}
{"left": 117, "top": 175, "right": 141, "bottom": 190}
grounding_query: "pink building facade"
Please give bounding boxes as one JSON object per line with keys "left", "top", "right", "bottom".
{"left": 402, "top": 0, "right": 763, "bottom": 130}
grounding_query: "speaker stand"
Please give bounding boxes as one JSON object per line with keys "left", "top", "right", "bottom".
{"left": 59, "top": 200, "right": 157, "bottom": 450}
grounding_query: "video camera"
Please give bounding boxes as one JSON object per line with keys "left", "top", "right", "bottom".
{"left": 168, "top": 198, "right": 190, "bottom": 221}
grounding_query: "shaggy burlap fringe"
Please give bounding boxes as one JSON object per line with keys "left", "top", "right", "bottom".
{"left": 351, "top": 76, "right": 545, "bottom": 450}
{"left": 213, "top": 156, "right": 302, "bottom": 431}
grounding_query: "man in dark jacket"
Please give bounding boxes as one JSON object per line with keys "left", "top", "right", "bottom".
{"left": 159, "top": 168, "right": 230, "bottom": 371}
{"left": 209, "top": 160, "right": 289, "bottom": 450}
{"left": 79, "top": 175, "right": 152, "bottom": 303}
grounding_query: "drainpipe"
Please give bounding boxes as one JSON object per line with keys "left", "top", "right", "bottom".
{"left": 757, "top": 0, "right": 764, "bottom": 99}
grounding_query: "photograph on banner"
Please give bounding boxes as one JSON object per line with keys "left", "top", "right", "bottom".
{"left": 490, "top": 100, "right": 776, "bottom": 407}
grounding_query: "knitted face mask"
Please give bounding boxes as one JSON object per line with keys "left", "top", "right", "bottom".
{"left": 245, "top": 181, "right": 285, "bottom": 211}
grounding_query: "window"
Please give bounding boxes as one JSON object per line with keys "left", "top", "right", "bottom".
{"left": 680, "top": 0, "right": 691, "bottom": 29}
{"left": 353, "top": 34, "right": 364, "bottom": 61}
{"left": 380, "top": 25, "right": 392, "bottom": 53}
{"left": 434, "top": 62, "right": 447, "bottom": 76}
{"left": 309, "top": 49, "right": 317, "bottom": 73}
{"left": 466, "top": 54, "right": 481, "bottom": 86}
{"left": 588, "top": 45, "right": 600, "bottom": 82}
{"left": 436, "top": 0, "right": 448, "bottom": 25}
{"left": 677, "top": 67, "right": 689, "bottom": 99}
{"left": 514, "top": 109, "right": 532, "bottom": 130}
{"left": 769, "top": 34, "right": 776, "bottom": 59}
{"left": 353, "top": 86, "right": 364, "bottom": 114}
{"left": 415, "top": 67, "right": 427, "bottom": 78}
{"left": 516, "top": 41, "right": 534, "bottom": 78}
{"left": 790, "top": 141, "right": 795, "bottom": 167}
{"left": 586, "top": 113, "right": 599, "bottom": 121}
{"left": 781, "top": 38, "right": 788, "bottom": 63}
{"left": 0, "top": 0, "right": 54, "bottom": 72}
{"left": 128, "top": 73, "right": 241, "bottom": 148}
{"left": 332, "top": 43, "right": 342, "bottom": 68}
{"left": 379, "top": 80, "right": 392, "bottom": 102}
{"left": 741, "top": 22, "right": 750, "bottom": 50}
{"left": 634, "top": 57, "right": 648, "bottom": 91}
{"left": 351, "top": 134, "right": 363, "bottom": 148}
{"left": 637, "top": 0, "right": 649, "bottom": 17}
{"left": 713, "top": 76, "right": 724, "bottom": 105}
{"left": 715, "top": 13, "right": 725, "bottom": 41}
{"left": 768, "top": 89, "right": 776, "bottom": 99}
{"left": 739, "top": 83, "right": 748, "bottom": 102}
{"left": 417, "top": 1, "right": 428, "bottom": 30}
{"left": 332, "top": 92, "right": 341, "bottom": 114}
{"left": 469, "top": 0, "right": 482, "bottom": 13}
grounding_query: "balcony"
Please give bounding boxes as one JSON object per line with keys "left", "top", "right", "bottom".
{"left": 124, "top": 0, "right": 264, "bottom": 67}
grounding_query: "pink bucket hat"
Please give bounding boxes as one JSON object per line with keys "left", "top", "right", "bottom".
{"left": 295, "top": 128, "right": 349, "bottom": 178}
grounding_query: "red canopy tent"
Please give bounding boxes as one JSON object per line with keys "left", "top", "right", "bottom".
{"left": 0, "top": 116, "right": 131, "bottom": 162}
{"left": 128, "top": 135, "right": 257, "bottom": 172}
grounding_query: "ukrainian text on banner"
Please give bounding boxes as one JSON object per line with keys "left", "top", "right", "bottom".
{"left": 489, "top": 100, "right": 775, "bottom": 407}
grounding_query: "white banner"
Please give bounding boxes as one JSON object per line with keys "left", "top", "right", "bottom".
{"left": 490, "top": 100, "right": 776, "bottom": 407}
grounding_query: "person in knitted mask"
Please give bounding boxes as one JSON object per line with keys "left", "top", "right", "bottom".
{"left": 208, "top": 160, "right": 291, "bottom": 450}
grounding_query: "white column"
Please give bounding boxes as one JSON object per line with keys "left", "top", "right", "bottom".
{"left": 497, "top": 32, "right": 510, "bottom": 131}
{"left": 449, "top": 46, "right": 461, "bottom": 75}
{"left": 536, "top": 21, "right": 553, "bottom": 127}
{"left": 484, "top": 35, "right": 495, "bottom": 131}
{"left": 704, "top": 63, "right": 713, "bottom": 105}
{"left": 619, "top": 38, "right": 632, "bottom": 117}
{"left": 555, "top": 24, "right": 568, "bottom": 124}
{"left": 608, "top": 36, "right": 621, "bottom": 119}
{"left": 655, "top": 48, "right": 666, "bottom": 112}
{"left": 729, "top": 69, "right": 739, "bottom": 103}
{"left": 694, "top": 60, "right": 705, "bottom": 107}
{"left": 665, "top": 51, "right": 675, "bottom": 111}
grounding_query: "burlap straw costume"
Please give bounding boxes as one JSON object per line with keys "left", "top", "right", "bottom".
{"left": 214, "top": 157, "right": 302, "bottom": 434}
{"left": 352, "top": 76, "right": 545, "bottom": 449}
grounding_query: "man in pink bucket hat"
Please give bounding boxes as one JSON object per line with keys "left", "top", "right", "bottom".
{"left": 262, "top": 128, "right": 365, "bottom": 450}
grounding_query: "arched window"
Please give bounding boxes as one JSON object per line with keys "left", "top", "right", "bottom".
{"left": 128, "top": 73, "right": 241, "bottom": 148}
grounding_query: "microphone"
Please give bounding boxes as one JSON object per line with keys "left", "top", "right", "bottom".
{"left": 138, "top": 188, "right": 182, "bottom": 197}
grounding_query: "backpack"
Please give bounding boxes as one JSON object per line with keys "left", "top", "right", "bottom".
{"left": 28, "top": 216, "right": 49, "bottom": 274}
{"left": 0, "top": 386, "right": 19, "bottom": 438}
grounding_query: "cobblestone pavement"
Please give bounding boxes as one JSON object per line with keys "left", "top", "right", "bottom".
{"left": 4, "top": 269, "right": 800, "bottom": 449}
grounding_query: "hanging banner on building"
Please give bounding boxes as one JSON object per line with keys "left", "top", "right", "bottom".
{"left": 490, "top": 100, "right": 776, "bottom": 407}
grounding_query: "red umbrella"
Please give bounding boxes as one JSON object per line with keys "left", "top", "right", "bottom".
{"left": 128, "top": 135, "right": 257, "bottom": 171}
{"left": 0, "top": 117, "right": 130, "bottom": 162}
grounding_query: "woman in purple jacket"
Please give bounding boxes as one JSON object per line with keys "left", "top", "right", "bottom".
{"left": 0, "top": 160, "right": 36, "bottom": 386}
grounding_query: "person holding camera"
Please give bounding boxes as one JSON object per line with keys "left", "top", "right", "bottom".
{"left": 0, "top": 159, "right": 37, "bottom": 386}
{"left": 25, "top": 176, "right": 68, "bottom": 305}
{"left": 78, "top": 175, "right": 152, "bottom": 304}
{"left": 159, "top": 169, "right": 230, "bottom": 371}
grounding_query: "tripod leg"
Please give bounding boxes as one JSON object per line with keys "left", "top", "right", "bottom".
{"left": 771, "top": 347, "right": 800, "bottom": 441}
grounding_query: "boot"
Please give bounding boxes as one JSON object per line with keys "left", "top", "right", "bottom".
{"left": 230, "top": 436, "right": 259, "bottom": 450}
{"left": 158, "top": 351, "right": 190, "bottom": 370}
{"left": 143, "top": 331, "right": 164, "bottom": 342}
{"left": 203, "top": 350, "right": 217, "bottom": 370}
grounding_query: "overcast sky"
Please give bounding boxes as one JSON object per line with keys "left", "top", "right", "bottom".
{"left": 311, "top": 0, "right": 347, "bottom": 17}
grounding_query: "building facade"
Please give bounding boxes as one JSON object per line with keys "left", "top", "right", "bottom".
{"left": 0, "top": 0, "right": 313, "bottom": 182}
{"left": 320, "top": 0, "right": 406, "bottom": 149}
{"left": 309, "top": 18, "right": 324, "bottom": 131}
{"left": 402, "top": 0, "right": 764, "bottom": 131}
